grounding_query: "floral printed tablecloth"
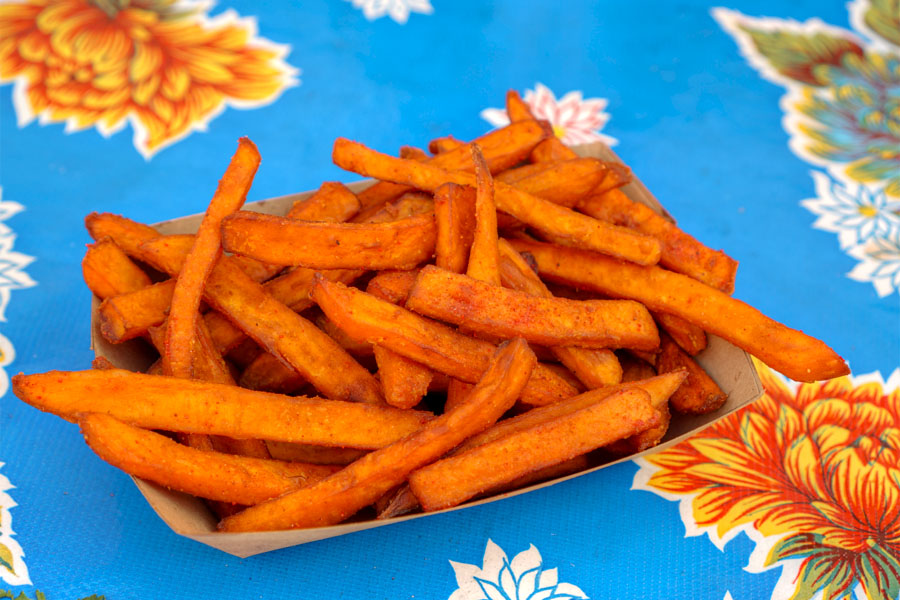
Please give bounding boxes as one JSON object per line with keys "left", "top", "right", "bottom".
{"left": 0, "top": 1, "right": 897, "bottom": 598}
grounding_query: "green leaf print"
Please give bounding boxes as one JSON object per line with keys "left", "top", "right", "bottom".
{"left": 862, "top": 0, "right": 900, "bottom": 47}
{"left": 0, "top": 592, "right": 102, "bottom": 600}
{"left": 0, "top": 544, "right": 15, "bottom": 576}
{"left": 738, "top": 25, "right": 864, "bottom": 85}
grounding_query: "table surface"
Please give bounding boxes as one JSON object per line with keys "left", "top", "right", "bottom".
{"left": 1, "top": 1, "right": 898, "bottom": 598}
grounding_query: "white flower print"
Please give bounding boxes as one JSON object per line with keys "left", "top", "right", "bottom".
{"left": 346, "top": 0, "right": 433, "bottom": 24}
{"left": 847, "top": 232, "right": 900, "bottom": 297}
{"left": 0, "top": 463, "right": 30, "bottom": 586}
{"left": 481, "top": 83, "right": 617, "bottom": 147}
{"left": 0, "top": 332, "right": 14, "bottom": 400}
{"left": 0, "top": 189, "right": 36, "bottom": 322}
{"left": 0, "top": 189, "right": 34, "bottom": 585}
{"left": 448, "top": 539, "right": 588, "bottom": 600}
{"left": 802, "top": 172, "right": 900, "bottom": 250}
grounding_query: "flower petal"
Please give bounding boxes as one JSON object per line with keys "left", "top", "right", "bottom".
{"left": 783, "top": 434, "right": 828, "bottom": 499}
{"left": 510, "top": 544, "right": 542, "bottom": 580}
{"left": 538, "top": 567, "right": 558, "bottom": 590}
{"left": 499, "top": 560, "right": 516, "bottom": 599}
{"left": 130, "top": 40, "right": 163, "bottom": 82}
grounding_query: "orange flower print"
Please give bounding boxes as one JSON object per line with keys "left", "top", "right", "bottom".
{"left": 634, "top": 361, "right": 900, "bottom": 600}
{"left": 0, "top": 0, "right": 297, "bottom": 157}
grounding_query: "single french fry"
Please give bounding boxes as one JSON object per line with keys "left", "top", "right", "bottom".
{"left": 428, "top": 136, "right": 465, "bottom": 154}
{"left": 365, "top": 270, "right": 418, "bottom": 304}
{"left": 314, "top": 313, "right": 375, "bottom": 358}
{"left": 466, "top": 144, "right": 501, "bottom": 285}
{"left": 204, "top": 310, "right": 253, "bottom": 355}
{"left": 98, "top": 279, "right": 175, "bottom": 343}
{"left": 13, "top": 369, "right": 430, "bottom": 449}
{"left": 399, "top": 146, "right": 429, "bottom": 161}
{"left": 377, "top": 455, "right": 590, "bottom": 520}
{"left": 356, "top": 120, "right": 548, "bottom": 209}
{"left": 409, "top": 387, "right": 658, "bottom": 511}
{"left": 443, "top": 378, "right": 473, "bottom": 413}
{"left": 543, "top": 280, "right": 601, "bottom": 301}
{"left": 633, "top": 349, "right": 661, "bottom": 366}
{"left": 332, "top": 138, "right": 661, "bottom": 266}
{"left": 264, "top": 266, "right": 362, "bottom": 313}
{"left": 487, "top": 455, "right": 591, "bottom": 496}
{"left": 371, "top": 192, "right": 437, "bottom": 223}
{"left": 218, "top": 338, "right": 536, "bottom": 531}
{"left": 497, "top": 238, "right": 622, "bottom": 387}
{"left": 265, "top": 441, "right": 368, "bottom": 466}
{"left": 288, "top": 182, "right": 362, "bottom": 222}
{"left": 138, "top": 235, "right": 385, "bottom": 404}
{"left": 85, "top": 212, "right": 160, "bottom": 256}
{"left": 657, "top": 332, "right": 727, "bottom": 414}
{"left": 529, "top": 137, "right": 578, "bottom": 162}
{"left": 91, "top": 356, "right": 116, "bottom": 370}
{"left": 373, "top": 347, "right": 433, "bottom": 410}
{"left": 610, "top": 370, "right": 685, "bottom": 454}
{"left": 620, "top": 353, "right": 657, "bottom": 382}
{"left": 80, "top": 414, "right": 340, "bottom": 505}
{"left": 508, "top": 239, "right": 850, "bottom": 382}
{"left": 429, "top": 372, "right": 450, "bottom": 392}
{"left": 312, "top": 278, "right": 580, "bottom": 406}
{"left": 82, "top": 238, "right": 152, "bottom": 299}
{"left": 505, "top": 89, "right": 538, "bottom": 123}
{"left": 146, "top": 360, "right": 163, "bottom": 375}
{"left": 238, "top": 351, "right": 307, "bottom": 394}
{"left": 606, "top": 400, "right": 672, "bottom": 454}
{"left": 226, "top": 338, "right": 262, "bottom": 368}
{"left": 353, "top": 190, "right": 434, "bottom": 224}
{"left": 578, "top": 188, "right": 738, "bottom": 293}
{"left": 458, "top": 371, "right": 687, "bottom": 453}
{"left": 221, "top": 211, "right": 436, "bottom": 270}
{"left": 654, "top": 311, "right": 707, "bottom": 356}
{"left": 226, "top": 256, "right": 284, "bottom": 284}
{"left": 147, "top": 321, "right": 234, "bottom": 386}
{"left": 584, "top": 162, "right": 632, "bottom": 196}
{"left": 366, "top": 272, "right": 433, "bottom": 409}
{"left": 165, "top": 138, "right": 260, "bottom": 379}
{"left": 195, "top": 318, "right": 237, "bottom": 385}
{"left": 434, "top": 183, "right": 476, "bottom": 274}
{"left": 495, "top": 212, "right": 528, "bottom": 237}
{"left": 407, "top": 265, "right": 659, "bottom": 350}
{"left": 555, "top": 348, "right": 622, "bottom": 388}
{"left": 496, "top": 159, "right": 610, "bottom": 208}
{"left": 494, "top": 162, "right": 549, "bottom": 184}
{"left": 208, "top": 435, "right": 272, "bottom": 460}
{"left": 504, "top": 90, "right": 580, "bottom": 163}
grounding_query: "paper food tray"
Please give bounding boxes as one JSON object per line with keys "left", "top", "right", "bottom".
{"left": 90, "top": 141, "right": 763, "bottom": 557}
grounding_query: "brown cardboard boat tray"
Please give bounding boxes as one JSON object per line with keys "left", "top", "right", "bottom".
{"left": 90, "top": 141, "right": 763, "bottom": 557}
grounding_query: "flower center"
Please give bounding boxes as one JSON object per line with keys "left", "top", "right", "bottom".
{"left": 858, "top": 205, "right": 878, "bottom": 218}
{"left": 552, "top": 124, "right": 566, "bottom": 140}
{"left": 74, "top": 66, "right": 93, "bottom": 82}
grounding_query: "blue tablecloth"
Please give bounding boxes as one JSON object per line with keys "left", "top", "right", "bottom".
{"left": 1, "top": 1, "right": 898, "bottom": 598}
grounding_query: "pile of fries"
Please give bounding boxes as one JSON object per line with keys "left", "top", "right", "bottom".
{"left": 12, "top": 92, "right": 849, "bottom": 533}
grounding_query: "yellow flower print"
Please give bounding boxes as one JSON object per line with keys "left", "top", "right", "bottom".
{"left": 635, "top": 360, "right": 900, "bottom": 600}
{"left": 0, "top": 0, "right": 297, "bottom": 157}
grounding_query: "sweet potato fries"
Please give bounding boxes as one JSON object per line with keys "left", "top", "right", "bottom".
{"left": 12, "top": 91, "right": 849, "bottom": 537}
